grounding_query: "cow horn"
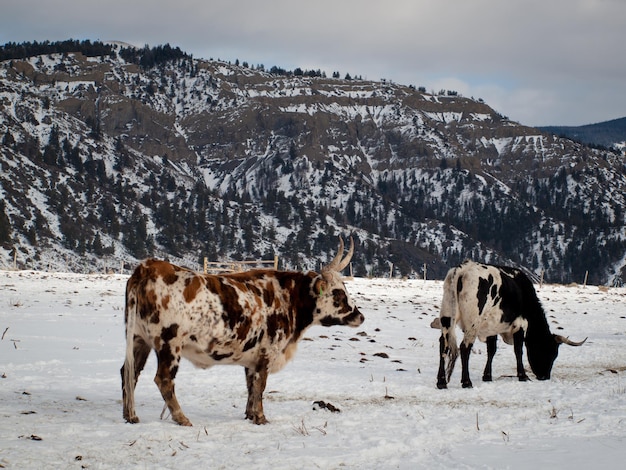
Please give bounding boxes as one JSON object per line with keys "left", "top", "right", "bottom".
{"left": 326, "top": 236, "right": 345, "bottom": 271}
{"left": 326, "top": 236, "right": 354, "bottom": 272}
{"left": 555, "top": 335, "right": 588, "bottom": 346}
{"left": 336, "top": 236, "right": 354, "bottom": 272}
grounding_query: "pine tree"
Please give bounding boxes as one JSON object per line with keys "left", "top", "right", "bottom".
{"left": 0, "top": 200, "right": 12, "bottom": 246}
{"left": 92, "top": 233, "right": 104, "bottom": 256}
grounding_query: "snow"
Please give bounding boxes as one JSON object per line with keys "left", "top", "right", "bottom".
{"left": 469, "top": 113, "right": 492, "bottom": 122}
{"left": 423, "top": 112, "right": 464, "bottom": 123}
{"left": 490, "top": 137, "right": 512, "bottom": 156}
{"left": 1, "top": 270, "right": 625, "bottom": 469}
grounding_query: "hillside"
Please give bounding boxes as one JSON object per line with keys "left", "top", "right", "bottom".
{"left": 540, "top": 116, "right": 626, "bottom": 149}
{"left": 2, "top": 40, "right": 626, "bottom": 283}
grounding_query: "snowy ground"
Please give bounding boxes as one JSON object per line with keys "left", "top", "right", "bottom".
{"left": 1, "top": 270, "right": 625, "bottom": 469}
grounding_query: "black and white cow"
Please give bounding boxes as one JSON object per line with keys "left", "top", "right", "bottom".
{"left": 121, "top": 237, "right": 364, "bottom": 426}
{"left": 435, "top": 260, "right": 586, "bottom": 389}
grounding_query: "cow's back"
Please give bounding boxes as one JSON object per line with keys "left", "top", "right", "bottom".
{"left": 126, "top": 259, "right": 314, "bottom": 371}
{"left": 453, "top": 261, "right": 528, "bottom": 340}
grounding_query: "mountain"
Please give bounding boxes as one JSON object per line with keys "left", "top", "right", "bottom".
{"left": 2, "top": 40, "right": 626, "bottom": 284}
{"left": 540, "top": 117, "right": 626, "bottom": 149}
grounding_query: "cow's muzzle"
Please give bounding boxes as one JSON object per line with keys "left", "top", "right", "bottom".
{"left": 347, "top": 308, "right": 364, "bottom": 327}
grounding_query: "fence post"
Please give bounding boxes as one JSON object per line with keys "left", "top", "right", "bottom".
{"left": 583, "top": 271, "right": 589, "bottom": 287}
{"left": 273, "top": 255, "right": 278, "bottom": 270}
{"left": 204, "top": 257, "right": 208, "bottom": 274}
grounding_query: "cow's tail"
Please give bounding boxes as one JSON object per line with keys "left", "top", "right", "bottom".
{"left": 440, "top": 269, "right": 460, "bottom": 384}
{"left": 122, "top": 281, "right": 138, "bottom": 422}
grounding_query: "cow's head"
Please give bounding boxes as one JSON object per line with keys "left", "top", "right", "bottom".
{"left": 527, "top": 334, "right": 587, "bottom": 380}
{"left": 312, "top": 236, "right": 364, "bottom": 328}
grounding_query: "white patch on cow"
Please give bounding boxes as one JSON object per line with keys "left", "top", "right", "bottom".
{"left": 269, "top": 342, "right": 299, "bottom": 373}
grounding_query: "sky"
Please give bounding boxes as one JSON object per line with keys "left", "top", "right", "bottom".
{"left": 1, "top": 0, "right": 625, "bottom": 127}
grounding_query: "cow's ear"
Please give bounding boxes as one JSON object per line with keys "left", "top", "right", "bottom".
{"left": 314, "top": 278, "right": 328, "bottom": 297}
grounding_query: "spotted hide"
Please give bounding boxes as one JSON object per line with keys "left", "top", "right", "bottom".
{"left": 121, "top": 237, "right": 364, "bottom": 426}
{"left": 435, "top": 260, "right": 586, "bottom": 389}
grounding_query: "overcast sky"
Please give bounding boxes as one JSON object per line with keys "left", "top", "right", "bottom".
{"left": 2, "top": 0, "right": 625, "bottom": 127}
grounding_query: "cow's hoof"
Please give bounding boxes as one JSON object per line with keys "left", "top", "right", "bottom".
{"left": 253, "top": 416, "right": 268, "bottom": 425}
{"left": 518, "top": 375, "right": 530, "bottom": 382}
{"left": 482, "top": 375, "right": 492, "bottom": 382}
{"left": 461, "top": 381, "right": 473, "bottom": 389}
{"left": 436, "top": 381, "right": 448, "bottom": 390}
{"left": 173, "top": 413, "right": 192, "bottom": 426}
{"left": 246, "top": 413, "right": 268, "bottom": 425}
{"left": 124, "top": 415, "right": 140, "bottom": 424}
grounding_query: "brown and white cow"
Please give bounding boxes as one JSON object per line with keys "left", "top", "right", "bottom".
{"left": 121, "top": 237, "right": 364, "bottom": 426}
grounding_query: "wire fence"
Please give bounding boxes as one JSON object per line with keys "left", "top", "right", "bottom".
{"left": 203, "top": 256, "right": 279, "bottom": 274}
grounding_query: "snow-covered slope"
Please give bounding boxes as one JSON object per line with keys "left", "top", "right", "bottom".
{"left": 1, "top": 270, "right": 625, "bottom": 468}
{"left": 2, "top": 41, "right": 626, "bottom": 283}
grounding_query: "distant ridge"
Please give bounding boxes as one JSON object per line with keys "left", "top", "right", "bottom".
{"left": 539, "top": 116, "right": 626, "bottom": 148}
{"left": 3, "top": 40, "right": 626, "bottom": 284}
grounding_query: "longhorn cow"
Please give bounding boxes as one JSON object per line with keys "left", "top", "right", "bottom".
{"left": 435, "top": 260, "right": 586, "bottom": 389}
{"left": 121, "top": 237, "right": 364, "bottom": 426}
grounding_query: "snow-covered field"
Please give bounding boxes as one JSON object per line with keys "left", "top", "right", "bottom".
{"left": 1, "top": 270, "right": 625, "bottom": 469}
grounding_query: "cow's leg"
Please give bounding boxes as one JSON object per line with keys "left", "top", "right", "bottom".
{"left": 121, "top": 336, "right": 151, "bottom": 423}
{"left": 513, "top": 329, "right": 530, "bottom": 381}
{"left": 132, "top": 337, "right": 151, "bottom": 381}
{"left": 460, "top": 340, "right": 474, "bottom": 388}
{"left": 154, "top": 345, "right": 191, "bottom": 426}
{"left": 436, "top": 334, "right": 448, "bottom": 389}
{"left": 482, "top": 335, "right": 497, "bottom": 382}
{"left": 244, "top": 360, "right": 269, "bottom": 424}
{"left": 437, "top": 317, "right": 458, "bottom": 389}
